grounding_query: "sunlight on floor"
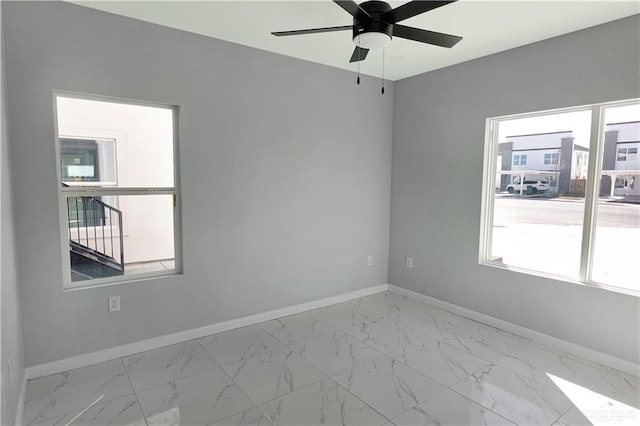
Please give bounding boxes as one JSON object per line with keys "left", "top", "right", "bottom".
{"left": 548, "top": 373, "right": 639, "bottom": 425}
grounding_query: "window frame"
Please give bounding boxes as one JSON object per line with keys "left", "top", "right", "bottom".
{"left": 479, "top": 98, "right": 640, "bottom": 297}
{"left": 617, "top": 148, "right": 628, "bottom": 161}
{"left": 53, "top": 91, "right": 182, "bottom": 291}
{"left": 544, "top": 152, "right": 560, "bottom": 165}
{"left": 513, "top": 154, "right": 527, "bottom": 166}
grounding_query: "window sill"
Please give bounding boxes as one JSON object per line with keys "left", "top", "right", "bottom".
{"left": 479, "top": 260, "right": 640, "bottom": 298}
{"left": 64, "top": 269, "right": 182, "bottom": 292}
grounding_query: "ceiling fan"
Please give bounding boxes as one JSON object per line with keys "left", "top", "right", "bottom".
{"left": 272, "top": 0, "right": 463, "bottom": 63}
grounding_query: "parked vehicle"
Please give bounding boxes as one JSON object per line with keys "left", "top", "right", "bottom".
{"left": 507, "top": 179, "right": 550, "bottom": 194}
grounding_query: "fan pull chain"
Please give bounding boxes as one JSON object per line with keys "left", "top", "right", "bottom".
{"left": 357, "top": 39, "right": 361, "bottom": 85}
{"left": 381, "top": 48, "right": 385, "bottom": 95}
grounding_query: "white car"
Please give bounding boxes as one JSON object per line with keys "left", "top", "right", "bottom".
{"left": 506, "top": 180, "right": 549, "bottom": 194}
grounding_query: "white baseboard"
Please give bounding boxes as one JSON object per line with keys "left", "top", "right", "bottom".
{"left": 388, "top": 284, "right": 639, "bottom": 377}
{"left": 15, "top": 373, "right": 27, "bottom": 426}
{"left": 26, "top": 284, "right": 388, "bottom": 380}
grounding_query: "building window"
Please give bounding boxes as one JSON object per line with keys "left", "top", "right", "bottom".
{"left": 55, "top": 94, "right": 181, "bottom": 289}
{"left": 617, "top": 147, "right": 638, "bottom": 161}
{"left": 617, "top": 148, "right": 627, "bottom": 161}
{"left": 544, "top": 153, "right": 560, "bottom": 165}
{"left": 513, "top": 154, "right": 527, "bottom": 166}
{"left": 480, "top": 99, "right": 640, "bottom": 295}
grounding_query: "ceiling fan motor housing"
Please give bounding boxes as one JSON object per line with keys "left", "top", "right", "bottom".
{"left": 353, "top": 1, "right": 393, "bottom": 46}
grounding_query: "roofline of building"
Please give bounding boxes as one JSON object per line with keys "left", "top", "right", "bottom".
{"left": 504, "top": 130, "right": 573, "bottom": 139}
{"left": 606, "top": 121, "right": 640, "bottom": 126}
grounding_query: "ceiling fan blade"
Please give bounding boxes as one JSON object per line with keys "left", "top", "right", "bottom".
{"left": 333, "top": 0, "right": 371, "bottom": 18}
{"left": 393, "top": 24, "right": 462, "bottom": 48}
{"left": 271, "top": 25, "right": 352, "bottom": 37}
{"left": 349, "top": 46, "right": 370, "bottom": 63}
{"left": 382, "top": 1, "right": 457, "bottom": 24}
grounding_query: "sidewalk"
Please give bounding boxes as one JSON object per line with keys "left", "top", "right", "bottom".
{"left": 607, "top": 195, "right": 640, "bottom": 205}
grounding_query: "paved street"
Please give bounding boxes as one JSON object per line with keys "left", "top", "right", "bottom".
{"left": 491, "top": 196, "right": 638, "bottom": 292}
{"left": 494, "top": 196, "right": 639, "bottom": 228}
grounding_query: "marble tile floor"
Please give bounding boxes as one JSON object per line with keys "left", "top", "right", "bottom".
{"left": 23, "top": 291, "right": 639, "bottom": 425}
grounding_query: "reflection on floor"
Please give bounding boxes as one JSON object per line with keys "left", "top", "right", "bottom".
{"left": 22, "top": 291, "right": 639, "bottom": 425}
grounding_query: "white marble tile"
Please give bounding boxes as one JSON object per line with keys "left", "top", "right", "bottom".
{"left": 30, "top": 394, "right": 146, "bottom": 426}
{"left": 391, "top": 389, "right": 514, "bottom": 426}
{"left": 591, "top": 371, "right": 640, "bottom": 409}
{"left": 343, "top": 315, "right": 428, "bottom": 355}
{"left": 495, "top": 343, "right": 607, "bottom": 390}
{"left": 552, "top": 406, "right": 593, "bottom": 425}
{"left": 390, "top": 305, "right": 482, "bottom": 340}
{"left": 137, "top": 368, "right": 254, "bottom": 426}
{"left": 223, "top": 347, "right": 326, "bottom": 405}
{"left": 292, "top": 329, "right": 385, "bottom": 376}
{"left": 24, "top": 359, "right": 134, "bottom": 425}
{"left": 554, "top": 404, "right": 639, "bottom": 426}
{"left": 259, "top": 312, "right": 337, "bottom": 346}
{"left": 388, "top": 336, "right": 491, "bottom": 386}
{"left": 258, "top": 379, "right": 388, "bottom": 425}
{"left": 309, "top": 302, "right": 386, "bottom": 330}
{"left": 439, "top": 327, "right": 532, "bottom": 362}
{"left": 552, "top": 394, "right": 640, "bottom": 425}
{"left": 216, "top": 407, "right": 272, "bottom": 426}
{"left": 28, "top": 415, "right": 69, "bottom": 426}
{"left": 349, "top": 292, "right": 424, "bottom": 315}
{"left": 199, "top": 325, "right": 285, "bottom": 366}
{"left": 452, "top": 364, "right": 572, "bottom": 425}
{"left": 547, "top": 368, "right": 639, "bottom": 425}
{"left": 123, "top": 339, "right": 218, "bottom": 392}
{"left": 332, "top": 356, "right": 446, "bottom": 420}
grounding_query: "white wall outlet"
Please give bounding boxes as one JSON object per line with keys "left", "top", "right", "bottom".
{"left": 367, "top": 256, "right": 373, "bottom": 266}
{"left": 7, "top": 357, "right": 13, "bottom": 386}
{"left": 108, "top": 296, "right": 121, "bottom": 312}
{"left": 406, "top": 257, "right": 413, "bottom": 268}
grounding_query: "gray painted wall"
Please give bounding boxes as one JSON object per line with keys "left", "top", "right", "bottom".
{"left": 390, "top": 15, "right": 640, "bottom": 364}
{"left": 1, "top": 2, "right": 26, "bottom": 424}
{"left": 3, "top": 1, "right": 393, "bottom": 366}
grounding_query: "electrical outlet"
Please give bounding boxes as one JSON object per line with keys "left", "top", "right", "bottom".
{"left": 406, "top": 257, "right": 413, "bottom": 268}
{"left": 7, "top": 358, "right": 13, "bottom": 386}
{"left": 367, "top": 256, "right": 373, "bottom": 266}
{"left": 108, "top": 296, "right": 121, "bottom": 312}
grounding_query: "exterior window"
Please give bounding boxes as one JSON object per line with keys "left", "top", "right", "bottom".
{"left": 544, "top": 153, "right": 559, "bottom": 165}
{"left": 55, "top": 94, "right": 181, "bottom": 289}
{"left": 513, "top": 154, "right": 527, "bottom": 166}
{"left": 617, "top": 147, "right": 638, "bottom": 161}
{"left": 480, "top": 99, "right": 640, "bottom": 295}
{"left": 617, "top": 148, "right": 627, "bottom": 161}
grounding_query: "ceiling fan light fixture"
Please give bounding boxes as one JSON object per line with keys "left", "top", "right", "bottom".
{"left": 273, "top": 1, "right": 463, "bottom": 64}
{"left": 353, "top": 31, "right": 391, "bottom": 49}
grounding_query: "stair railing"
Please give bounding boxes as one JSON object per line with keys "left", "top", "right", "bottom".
{"left": 66, "top": 194, "right": 124, "bottom": 272}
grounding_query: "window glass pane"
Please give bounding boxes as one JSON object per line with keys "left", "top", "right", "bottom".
{"left": 57, "top": 96, "right": 174, "bottom": 188}
{"left": 66, "top": 194, "right": 175, "bottom": 285}
{"left": 592, "top": 103, "right": 640, "bottom": 291}
{"left": 491, "top": 110, "right": 591, "bottom": 278}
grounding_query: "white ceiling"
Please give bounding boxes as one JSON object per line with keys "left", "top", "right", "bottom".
{"left": 71, "top": 1, "right": 639, "bottom": 81}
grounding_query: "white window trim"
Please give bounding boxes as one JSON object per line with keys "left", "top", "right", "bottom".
{"left": 479, "top": 98, "right": 640, "bottom": 297}
{"left": 544, "top": 153, "right": 559, "bottom": 165}
{"left": 53, "top": 91, "right": 182, "bottom": 291}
